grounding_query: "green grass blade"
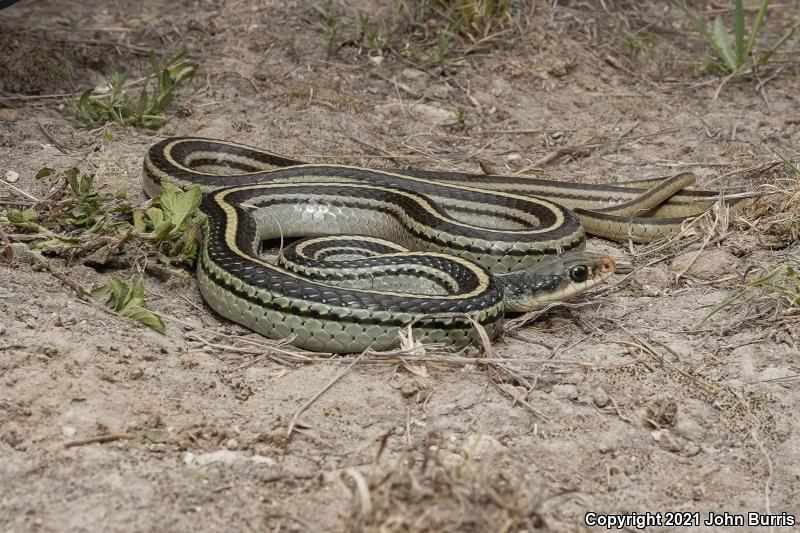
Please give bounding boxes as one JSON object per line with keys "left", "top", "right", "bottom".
{"left": 671, "top": 1, "right": 713, "bottom": 43}
{"left": 774, "top": 151, "right": 800, "bottom": 177}
{"left": 700, "top": 287, "right": 750, "bottom": 324}
{"left": 734, "top": 0, "right": 746, "bottom": 65}
{"left": 755, "top": 16, "right": 800, "bottom": 67}
{"left": 713, "top": 16, "right": 738, "bottom": 70}
{"left": 744, "top": 0, "right": 771, "bottom": 58}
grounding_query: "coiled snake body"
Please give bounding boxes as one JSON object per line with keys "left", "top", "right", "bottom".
{"left": 144, "top": 137, "right": 723, "bottom": 353}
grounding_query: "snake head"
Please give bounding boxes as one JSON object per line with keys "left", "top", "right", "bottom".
{"left": 495, "top": 252, "right": 616, "bottom": 312}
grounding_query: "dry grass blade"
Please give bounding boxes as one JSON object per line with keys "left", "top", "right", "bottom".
{"left": 343, "top": 468, "right": 374, "bottom": 519}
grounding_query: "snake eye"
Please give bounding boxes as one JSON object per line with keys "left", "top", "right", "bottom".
{"left": 569, "top": 265, "right": 589, "bottom": 283}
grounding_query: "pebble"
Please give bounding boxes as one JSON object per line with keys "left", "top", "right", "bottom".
{"left": 194, "top": 450, "right": 243, "bottom": 465}
{"left": 3, "top": 170, "right": 19, "bottom": 183}
{"left": 375, "top": 102, "right": 453, "bottom": 126}
{"left": 651, "top": 429, "right": 684, "bottom": 452}
{"left": 226, "top": 438, "right": 238, "bottom": 450}
{"left": 674, "top": 417, "right": 704, "bottom": 441}
{"left": 71, "top": 347, "right": 91, "bottom": 365}
{"left": 400, "top": 68, "right": 427, "bottom": 81}
{"left": 61, "top": 426, "right": 77, "bottom": 438}
{"left": 551, "top": 384, "right": 579, "bottom": 401}
{"left": 685, "top": 443, "right": 701, "bottom": 457}
{"left": 592, "top": 387, "right": 610, "bottom": 408}
{"left": 464, "top": 433, "right": 506, "bottom": 459}
{"left": 190, "top": 449, "right": 275, "bottom": 466}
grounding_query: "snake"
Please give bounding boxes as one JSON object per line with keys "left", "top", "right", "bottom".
{"left": 143, "top": 137, "right": 727, "bottom": 353}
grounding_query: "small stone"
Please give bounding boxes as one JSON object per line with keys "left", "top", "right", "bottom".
{"left": 4, "top": 170, "right": 19, "bottom": 183}
{"left": 551, "top": 384, "right": 579, "bottom": 401}
{"left": 128, "top": 367, "right": 144, "bottom": 380}
{"left": 226, "top": 438, "right": 238, "bottom": 450}
{"left": 2, "top": 429, "right": 24, "bottom": 449}
{"left": 440, "top": 451, "right": 464, "bottom": 469}
{"left": 71, "top": 347, "right": 91, "bottom": 365}
{"left": 399, "top": 380, "right": 419, "bottom": 399}
{"left": 401, "top": 68, "right": 427, "bottom": 81}
{"left": 183, "top": 452, "right": 196, "bottom": 465}
{"left": 464, "top": 433, "right": 506, "bottom": 459}
{"left": 685, "top": 443, "right": 701, "bottom": 457}
{"left": 674, "top": 417, "right": 704, "bottom": 441}
{"left": 194, "top": 450, "right": 243, "bottom": 465}
{"left": 652, "top": 429, "right": 684, "bottom": 452}
{"left": 593, "top": 387, "right": 610, "bottom": 408}
{"left": 61, "top": 426, "right": 77, "bottom": 438}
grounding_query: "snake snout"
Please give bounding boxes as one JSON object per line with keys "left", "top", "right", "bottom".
{"left": 599, "top": 257, "right": 616, "bottom": 274}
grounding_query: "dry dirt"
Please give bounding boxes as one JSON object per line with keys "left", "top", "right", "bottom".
{"left": 1, "top": 0, "right": 800, "bottom": 531}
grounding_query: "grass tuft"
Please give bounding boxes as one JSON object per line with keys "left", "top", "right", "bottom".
{"left": 672, "top": 0, "right": 800, "bottom": 74}
{"left": 68, "top": 50, "right": 197, "bottom": 130}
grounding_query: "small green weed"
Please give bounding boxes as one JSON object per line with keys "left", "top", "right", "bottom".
{"left": 69, "top": 50, "right": 197, "bottom": 129}
{"left": 92, "top": 273, "right": 166, "bottom": 333}
{"left": 608, "top": 30, "right": 655, "bottom": 57}
{"left": 672, "top": 0, "right": 800, "bottom": 74}
{"left": 314, "top": 3, "right": 343, "bottom": 51}
{"left": 443, "top": 0, "right": 512, "bottom": 36}
{"left": 130, "top": 182, "right": 205, "bottom": 266}
{"left": 358, "top": 11, "right": 384, "bottom": 49}
{"left": 1, "top": 168, "right": 207, "bottom": 333}
{"left": 2, "top": 168, "right": 205, "bottom": 267}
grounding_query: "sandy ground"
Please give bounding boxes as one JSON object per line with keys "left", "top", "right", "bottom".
{"left": 1, "top": 0, "right": 800, "bottom": 531}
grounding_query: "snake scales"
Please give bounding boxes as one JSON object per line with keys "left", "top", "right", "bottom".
{"left": 143, "top": 137, "right": 727, "bottom": 353}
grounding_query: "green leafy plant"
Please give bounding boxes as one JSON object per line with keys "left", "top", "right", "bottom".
{"left": 1, "top": 167, "right": 204, "bottom": 267}
{"left": 5, "top": 208, "right": 39, "bottom": 230}
{"left": 672, "top": 0, "right": 800, "bottom": 74}
{"left": 1, "top": 168, "right": 210, "bottom": 334}
{"left": 68, "top": 50, "right": 197, "bottom": 129}
{"left": 130, "top": 182, "right": 205, "bottom": 266}
{"left": 95, "top": 273, "right": 166, "bottom": 333}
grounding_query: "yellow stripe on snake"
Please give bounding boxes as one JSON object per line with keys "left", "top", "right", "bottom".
{"left": 143, "top": 137, "right": 731, "bottom": 353}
